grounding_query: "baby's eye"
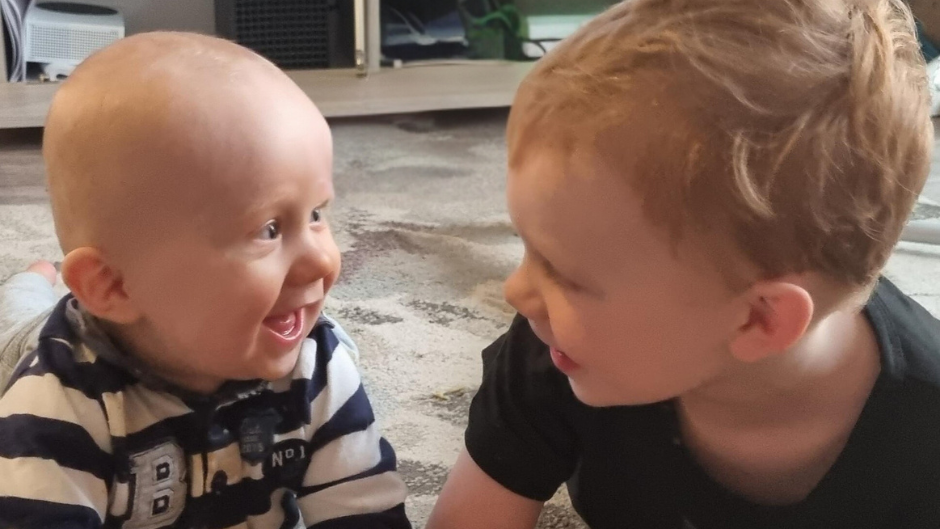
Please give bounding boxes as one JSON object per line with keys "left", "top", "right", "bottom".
{"left": 310, "top": 208, "right": 323, "bottom": 224}
{"left": 259, "top": 220, "right": 281, "bottom": 241}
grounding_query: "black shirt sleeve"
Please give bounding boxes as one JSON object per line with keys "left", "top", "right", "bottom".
{"left": 465, "top": 314, "right": 579, "bottom": 501}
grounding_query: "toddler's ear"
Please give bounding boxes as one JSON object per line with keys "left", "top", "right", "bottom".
{"left": 61, "top": 247, "right": 141, "bottom": 324}
{"left": 729, "top": 280, "right": 814, "bottom": 363}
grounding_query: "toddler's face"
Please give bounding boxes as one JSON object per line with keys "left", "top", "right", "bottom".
{"left": 114, "top": 108, "right": 340, "bottom": 393}
{"left": 504, "top": 144, "right": 744, "bottom": 406}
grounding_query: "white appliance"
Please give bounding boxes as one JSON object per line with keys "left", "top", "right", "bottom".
{"left": 24, "top": 2, "right": 124, "bottom": 79}
{"left": 521, "top": 13, "right": 596, "bottom": 59}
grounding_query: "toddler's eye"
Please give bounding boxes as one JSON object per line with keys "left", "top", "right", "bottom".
{"left": 544, "top": 263, "right": 581, "bottom": 291}
{"left": 259, "top": 220, "right": 281, "bottom": 240}
{"left": 546, "top": 267, "right": 566, "bottom": 285}
{"left": 310, "top": 208, "right": 323, "bottom": 224}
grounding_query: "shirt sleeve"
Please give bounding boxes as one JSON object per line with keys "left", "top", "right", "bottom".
{"left": 0, "top": 272, "right": 59, "bottom": 392}
{"left": 465, "top": 314, "right": 580, "bottom": 502}
{"left": 296, "top": 323, "right": 411, "bottom": 529}
{"left": 0, "top": 359, "right": 113, "bottom": 529}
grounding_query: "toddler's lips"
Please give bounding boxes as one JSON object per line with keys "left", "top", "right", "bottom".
{"left": 550, "top": 347, "right": 581, "bottom": 374}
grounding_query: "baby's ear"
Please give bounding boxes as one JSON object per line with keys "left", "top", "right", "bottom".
{"left": 729, "top": 280, "right": 814, "bottom": 363}
{"left": 61, "top": 247, "right": 140, "bottom": 324}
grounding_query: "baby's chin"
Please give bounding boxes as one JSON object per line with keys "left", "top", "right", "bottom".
{"left": 254, "top": 343, "right": 305, "bottom": 382}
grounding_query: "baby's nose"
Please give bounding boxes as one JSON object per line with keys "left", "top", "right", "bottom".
{"left": 287, "top": 236, "right": 336, "bottom": 286}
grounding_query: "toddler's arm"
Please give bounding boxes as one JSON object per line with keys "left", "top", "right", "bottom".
{"left": 427, "top": 449, "right": 544, "bottom": 529}
{"left": 0, "top": 268, "right": 59, "bottom": 391}
{"left": 429, "top": 314, "right": 578, "bottom": 529}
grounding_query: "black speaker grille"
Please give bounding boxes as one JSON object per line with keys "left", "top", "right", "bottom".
{"left": 232, "top": 0, "right": 331, "bottom": 69}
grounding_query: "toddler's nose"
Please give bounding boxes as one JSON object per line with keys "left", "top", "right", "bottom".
{"left": 504, "top": 266, "right": 546, "bottom": 321}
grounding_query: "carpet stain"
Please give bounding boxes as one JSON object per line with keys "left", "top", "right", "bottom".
{"left": 335, "top": 306, "right": 404, "bottom": 326}
{"left": 407, "top": 300, "right": 485, "bottom": 326}
{"left": 398, "top": 460, "right": 450, "bottom": 497}
{"left": 422, "top": 387, "right": 476, "bottom": 427}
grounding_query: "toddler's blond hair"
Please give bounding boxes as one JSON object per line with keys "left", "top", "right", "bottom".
{"left": 509, "top": 0, "right": 932, "bottom": 290}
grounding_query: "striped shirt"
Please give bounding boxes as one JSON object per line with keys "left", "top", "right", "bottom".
{"left": 0, "top": 295, "right": 411, "bottom": 529}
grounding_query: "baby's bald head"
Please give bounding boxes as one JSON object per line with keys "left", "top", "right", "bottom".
{"left": 44, "top": 32, "right": 325, "bottom": 256}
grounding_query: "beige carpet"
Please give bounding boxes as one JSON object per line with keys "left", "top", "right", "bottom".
{"left": 1, "top": 111, "right": 939, "bottom": 528}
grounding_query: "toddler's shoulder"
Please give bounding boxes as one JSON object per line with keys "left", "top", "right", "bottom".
{"left": 869, "top": 278, "right": 940, "bottom": 387}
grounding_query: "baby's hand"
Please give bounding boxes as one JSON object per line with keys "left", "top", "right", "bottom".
{"left": 25, "top": 261, "right": 57, "bottom": 286}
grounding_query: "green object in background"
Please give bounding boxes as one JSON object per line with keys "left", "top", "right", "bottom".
{"left": 458, "top": 0, "right": 527, "bottom": 60}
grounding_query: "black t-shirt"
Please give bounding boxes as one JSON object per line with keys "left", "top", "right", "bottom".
{"left": 466, "top": 278, "right": 940, "bottom": 528}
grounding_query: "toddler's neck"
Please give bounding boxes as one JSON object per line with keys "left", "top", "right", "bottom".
{"left": 674, "top": 308, "right": 882, "bottom": 504}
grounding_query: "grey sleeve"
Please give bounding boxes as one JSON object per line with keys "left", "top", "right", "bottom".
{"left": 0, "top": 272, "right": 59, "bottom": 391}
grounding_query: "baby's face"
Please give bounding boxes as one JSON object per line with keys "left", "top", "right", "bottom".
{"left": 504, "top": 143, "right": 745, "bottom": 407}
{"left": 114, "top": 101, "right": 340, "bottom": 393}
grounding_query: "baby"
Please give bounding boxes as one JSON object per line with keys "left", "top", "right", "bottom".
{"left": 428, "top": 0, "right": 940, "bottom": 527}
{"left": 0, "top": 32, "right": 411, "bottom": 529}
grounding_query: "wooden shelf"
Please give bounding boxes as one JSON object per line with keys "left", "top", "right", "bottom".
{"left": 0, "top": 0, "right": 544, "bottom": 129}
{"left": 0, "top": 82, "right": 59, "bottom": 129}
{"left": 0, "top": 61, "right": 532, "bottom": 129}
{"left": 290, "top": 62, "right": 532, "bottom": 117}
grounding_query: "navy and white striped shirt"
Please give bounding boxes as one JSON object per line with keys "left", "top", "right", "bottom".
{"left": 0, "top": 295, "right": 411, "bottom": 529}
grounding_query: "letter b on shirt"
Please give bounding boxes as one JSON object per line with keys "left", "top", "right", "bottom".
{"left": 125, "top": 441, "right": 187, "bottom": 529}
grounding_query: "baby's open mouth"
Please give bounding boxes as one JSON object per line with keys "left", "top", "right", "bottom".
{"left": 264, "top": 309, "right": 303, "bottom": 339}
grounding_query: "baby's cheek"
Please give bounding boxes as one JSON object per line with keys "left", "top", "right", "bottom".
{"left": 238, "top": 268, "right": 285, "bottom": 302}
{"left": 324, "top": 266, "right": 340, "bottom": 294}
{"left": 324, "top": 241, "right": 342, "bottom": 289}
